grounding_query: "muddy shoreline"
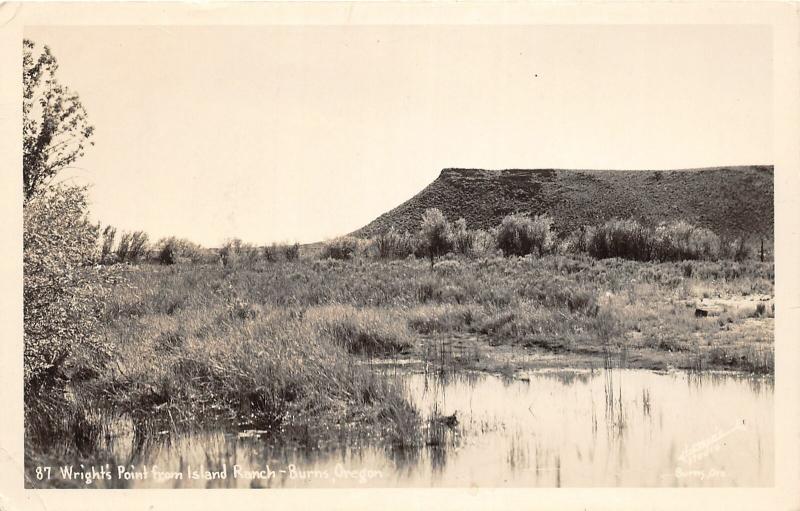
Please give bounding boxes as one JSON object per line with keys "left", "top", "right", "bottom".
{"left": 365, "top": 331, "right": 776, "bottom": 378}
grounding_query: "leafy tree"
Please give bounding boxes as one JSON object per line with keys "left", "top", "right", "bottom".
{"left": 22, "top": 41, "right": 106, "bottom": 409}
{"left": 419, "top": 208, "right": 453, "bottom": 267}
{"left": 23, "top": 185, "right": 108, "bottom": 395}
{"left": 23, "top": 39, "right": 94, "bottom": 201}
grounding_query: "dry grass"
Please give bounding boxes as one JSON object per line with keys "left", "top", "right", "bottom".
{"left": 104, "top": 255, "right": 773, "bottom": 377}
{"left": 27, "top": 252, "right": 774, "bottom": 485}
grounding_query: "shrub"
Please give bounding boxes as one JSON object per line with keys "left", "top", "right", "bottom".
{"left": 101, "top": 228, "right": 150, "bottom": 264}
{"left": 321, "top": 236, "right": 360, "bottom": 260}
{"left": 125, "top": 231, "right": 149, "bottom": 262}
{"left": 373, "top": 228, "right": 398, "bottom": 259}
{"left": 219, "top": 238, "right": 260, "bottom": 268}
{"left": 419, "top": 208, "right": 453, "bottom": 266}
{"left": 586, "top": 218, "right": 652, "bottom": 261}
{"left": 99, "top": 225, "right": 116, "bottom": 264}
{"left": 586, "top": 219, "right": 725, "bottom": 262}
{"left": 451, "top": 218, "right": 475, "bottom": 256}
{"left": 496, "top": 214, "right": 554, "bottom": 257}
{"left": 263, "top": 242, "right": 301, "bottom": 262}
{"left": 23, "top": 185, "right": 109, "bottom": 396}
{"left": 115, "top": 231, "right": 131, "bottom": 263}
{"left": 372, "top": 228, "right": 417, "bottom": 260}
{"left": 688, "top": 227, "right": 721, "bottom": 260}
{"left": 561, "top": 226, "right": 593, "bottom": 254}
{"left": 156, "top": 236, "right": 204, "bottom": 264}
{"left": 283, "top": 243, "right": 300, "bottom": 261}
{"left": 416, "top": 275, "right": 443, "bottom": 303}
{"left": 471, "top": 228, "right": 497, "bottom": 258}
{"left": 652, "top": 221, "right": 720, "bottom": 261}
{"left": 373, "top": 229, "right": 397, "bottom": 259}
{"left": 157, "top": 238, "right": 178, "bottom": 264}
{"left": 263, "top": 244, "right": 280, "bottom": 262}
{"left": 433, "top": 259, "right": 463, "bottom": 275}
{"left": 722, "top": 237, "right": 751, "bottom": 262}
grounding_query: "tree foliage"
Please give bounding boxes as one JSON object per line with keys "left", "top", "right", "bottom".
{"left": 99, "top": 225, "right": 117, "bottom": 264}
{"left": 156, "top": 236, "right": 205, "bottom": 264}
{"left": 23, "top": 185, "right": 109, "bottom": 394}
{"left": 372, "top": 228, "right": 418, "bottom": 259}
{"left": 23, "top": 39, "right": 94, "bottom": 201}
{"left": 584, "top": 218, "right": 724, "bottom": 262}
{"left": 586, "top": 218, "right": 652, "bottom": 261}
{"left": 321, "top": 236, "right": 361, "bottom": 260}
{"left": 115, "top": 230, "right": 150, "bottom": 263}
{"left": 23, "top": 40, "right": 106, "bottom": 403}
{"left": 496, "top": 214, "right": 554, "bottom": 257}
{"left": 451, "top": 218, "right": 475, "bottom": 256}
{"left": 419, "top": 208, "right": 453, "bottom": 266}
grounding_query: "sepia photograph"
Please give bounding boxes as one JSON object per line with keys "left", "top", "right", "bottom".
{"left": 2, "top": 2, "right": 799, "bottom": 510}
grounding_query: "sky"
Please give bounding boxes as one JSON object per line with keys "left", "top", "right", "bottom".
{"left": 24, "top": 25, "right": 772, "bottom": 247}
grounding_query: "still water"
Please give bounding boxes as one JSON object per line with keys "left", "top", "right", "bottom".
{"left": 93, "top": 368, "right": 773, "bottom": 488}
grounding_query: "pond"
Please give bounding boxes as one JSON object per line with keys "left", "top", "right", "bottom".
{"left": 84, "top": 367, "right": 773, "bottom": 488}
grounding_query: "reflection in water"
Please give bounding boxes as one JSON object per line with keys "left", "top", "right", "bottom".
{"left": 86, "top": 368, "right": 772, "bottom": 488}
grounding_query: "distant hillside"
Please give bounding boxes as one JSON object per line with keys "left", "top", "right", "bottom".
{"left": 353, "top": 166, "right": 774, "bottom": 241}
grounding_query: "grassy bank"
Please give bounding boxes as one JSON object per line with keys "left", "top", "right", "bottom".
{"left": 26, "top": 254, "right": 773, "bottom": 484}
{"left": 26, "top": 261, "right": 422, "bottom": 482}
{"left": 105, "top": 254, "right": 773, "bottom": 377}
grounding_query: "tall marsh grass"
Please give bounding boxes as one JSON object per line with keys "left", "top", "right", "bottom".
{"left": 28, "top": 249, "right": 773, "bottom": 482}
{"left": 305, "top": 305, "right": 412, "bottom": 354}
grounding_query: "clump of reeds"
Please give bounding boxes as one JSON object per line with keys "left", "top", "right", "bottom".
{"left": 305, "top": 304, "right": 412, "bottom": 355}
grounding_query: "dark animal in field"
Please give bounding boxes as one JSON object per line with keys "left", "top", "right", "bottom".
{"left": 432, "top": 412, "right": 459, "bottom": 429}
{"left": 695, "top": 308, "right": 709, "bottom": 318}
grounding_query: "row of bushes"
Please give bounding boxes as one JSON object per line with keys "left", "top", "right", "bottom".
{"left": 321, "top": 211, "right": 549, "bottom": 263}
{"left": 568, "top": 219, "right": 750, "bottom": 262}
{"left": 98, "top": 211, "right": 763, "bottom": 268}
{"left": 98, "top": 228, "right": 207, "bottom": 265}
{"left": 317, "top": 210, "right": 756, "bottom": 263}
{"left": 96, "top": 228, "right": 304, "bottom": 267}
{"left": 218, "top": 240, "right": 300, "bottom": 267}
